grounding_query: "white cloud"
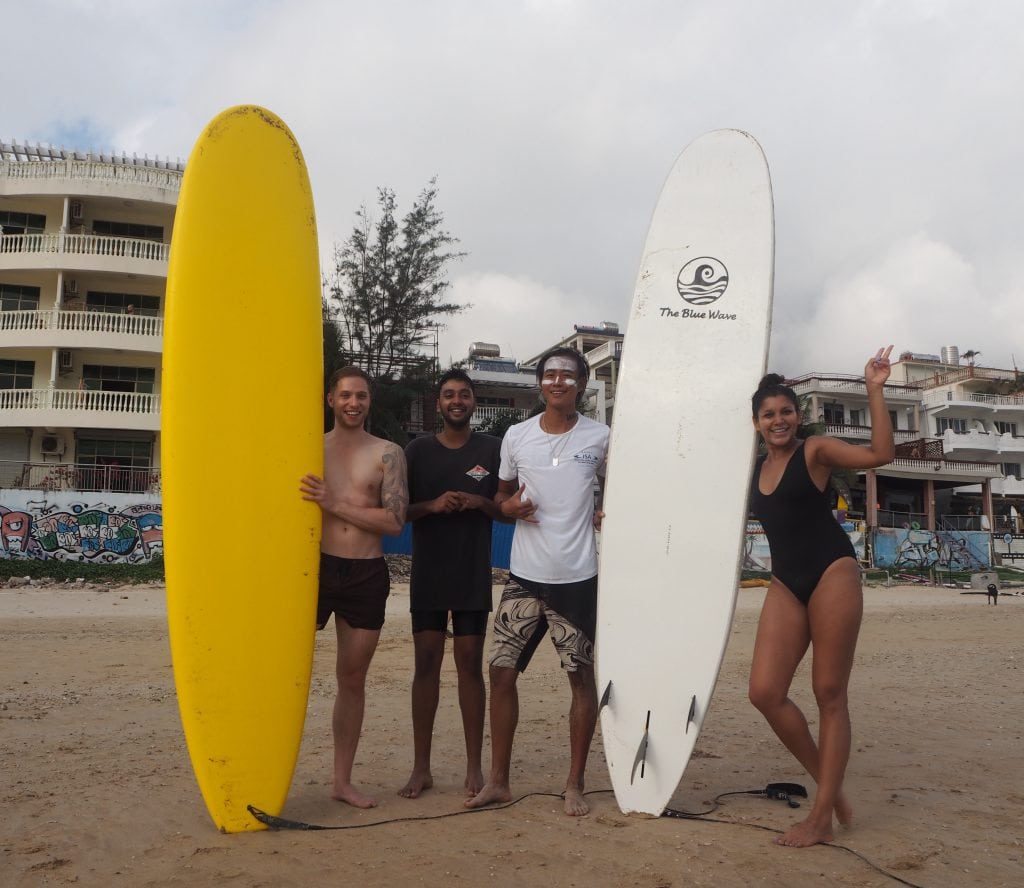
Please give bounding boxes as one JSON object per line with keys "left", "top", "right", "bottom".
{"left": 775, "top": 232, "right": 989, "bottom": 374}
{"left": 6, "top": 0, "right": 1024, "bottom": 379}
{"left": 438, "top": 271, "right": 603, "bottom": 367}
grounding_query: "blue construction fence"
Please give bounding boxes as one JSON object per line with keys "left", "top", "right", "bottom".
{"left": 383, "top": 521, "right": 514, "bottom": 570}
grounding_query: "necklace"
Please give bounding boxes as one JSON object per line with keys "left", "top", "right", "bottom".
{"left": 541, "top": 414, "right": 578, "bottom": 466}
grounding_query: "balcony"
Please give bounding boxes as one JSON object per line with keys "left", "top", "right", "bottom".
{"left": 1, "top": 156, "right": 182, "bottom": 198}
{"left": 883, "top": 455, "right": 1002, "bottom": 484}
{"left": 823, "top": 424, "right": 921, "bottom": 443}
{"left": 584, "top": 338, "right": 622, "bottom": 365}
{"left": 0, "top": 308, "right": 162, "bottom": 351}
{"left": 0, "top": 387, "right": 160, "bottom": 431}
{"left": 0, "top": 459, "right": 161, "bottom": 495}
{"left": 923, "top": 389, "right": 1024, "bottom": 413}
{"left": 789, "top": 373, "right": 920, "bottom": 402}
{"left": 0, "top": 230, "right": 170, "bottom": 275}
{"left": 470, "top": 405, "right": 532, "bottom": 427}
{"left": 918, "top": 365, "right": 1011, "bottom": 389}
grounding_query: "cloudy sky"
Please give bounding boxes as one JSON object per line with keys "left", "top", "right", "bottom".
{"left": 7, "top": 0, "right": 1024, "bottom": 374}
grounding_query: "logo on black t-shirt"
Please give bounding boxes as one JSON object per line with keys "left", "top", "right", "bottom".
{"left": 465, "top": 465, "right": 491, "bottom": 481}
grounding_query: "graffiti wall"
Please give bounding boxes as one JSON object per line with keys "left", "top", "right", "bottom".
{"left": 0, "top": 490, "right": 162, "bottom": 563}
{"left": 872, "top": 527, "right": 990, "bottom": 570}
{"left": 743, "top": 519, "right": 867, "bottom": 572}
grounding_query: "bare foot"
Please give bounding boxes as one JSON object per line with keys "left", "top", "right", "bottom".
{"left": 398, "top": 769, "right": 434, "bottom": 799}
{"left": 464, "top": 782, "right": 512, "bottom": 809}
{"left": 563, "top": 785, "right": 589, "bottom": 817}
{"left": 331, "top": 783, "right": 378, "bottom": 809}
{"left": 464, "top": 768, "right": 485, "bottom": 797}
{"left": 774, "top": 816, "right": 833, "bottom": 847}
{"left": 835, "top": 792, "right": 853, "bottom": 828}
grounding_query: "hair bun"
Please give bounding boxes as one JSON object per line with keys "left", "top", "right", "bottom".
{"left": 757, "top": 373, "right": 786, "bottom": 390}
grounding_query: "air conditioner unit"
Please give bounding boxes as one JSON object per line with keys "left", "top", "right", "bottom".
{"left": 59, "top": 350, "right": 73, "bottom": 371}
{"left": 41, "top": 435, "right": 66, "bottom": 456}
{"left": 70, "top": 200, "right": 84, "bottom": 222}
{"left": 67, "top": 279, "right": 78, "bottom": 295}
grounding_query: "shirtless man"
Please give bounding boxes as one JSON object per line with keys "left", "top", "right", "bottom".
{"left": 300, "top": 366, "right": 408, "bottom": 808}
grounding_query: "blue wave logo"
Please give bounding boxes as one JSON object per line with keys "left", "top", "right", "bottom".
{"left": 676, "top": 257, "right": 729, "bottom": 305}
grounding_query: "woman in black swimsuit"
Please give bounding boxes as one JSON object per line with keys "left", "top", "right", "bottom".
{"left": 748, "top": 346, "right": 894, "bottom": 848}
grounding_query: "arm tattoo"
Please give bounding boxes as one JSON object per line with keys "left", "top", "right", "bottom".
{"left": 381, "top": 446, "right": 409, "bottom": 526}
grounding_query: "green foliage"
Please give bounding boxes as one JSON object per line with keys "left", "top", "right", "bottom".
{"left": 0, "top": 554, "right": 164, "bottom": 584}
{"left": 475, "top": 408, "right": 525, "bottom": 440}
{"left": 323, "top": 180, "right": 467, "bottom": 442}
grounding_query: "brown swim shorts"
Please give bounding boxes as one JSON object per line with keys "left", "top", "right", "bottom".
{"left": 316, "top": 554, "right": 390, "bottom": 631}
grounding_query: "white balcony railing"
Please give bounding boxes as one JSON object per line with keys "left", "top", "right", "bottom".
{"left": 923, "top": 389, "right": 1024, "bottom": 409}
{"left": 470, "top": 405, "right": 532, "bottom": 426}
{"left": 0, "top": 460, "right": 161, "bottom": 495}
{"left": 0, "top": 308, "right": 162, "bottom": 337}
{"left": 0, "top": 231, "right": 170, "bottom": 262}
{"left": 824, "top": 424, "right": 920, "bottom": 443}
{"left": 584, "top": 339, "right": 622, "bottom": 365}
{"left": 789, "top": 374, "right": 920, "bottom": 401}
{"left": 0, "top": 387, "right": 160, "bottom": 415}
{"left": 1, "top": 158, "right": 183, "bottom": 190}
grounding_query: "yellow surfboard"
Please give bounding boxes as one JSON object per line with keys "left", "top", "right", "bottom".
{"left": 163, "top": 106, "right": 322, "bottom": 833}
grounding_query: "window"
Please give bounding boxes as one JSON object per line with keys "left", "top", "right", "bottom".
{"left": 92, "top": 220, "right": 163, "bottom": 241}
{"left": 0, "top": 283, "right": 41, "bottom": 311}
{"left": 85, "top": 291, "right": 159, "bottom": 316}
{"left": 82, "top": 364, "right": 155, "bottom": 394}
{"left": 849, "top": 409, "right": 864, "bottom": 426}
{"left": 822, "top": 403, "right": 844, "bottom": 424}
{"left": 1001, "top": 463, "right": 1021, "bottom": 480}
{"left": 76, "top": 436, "right": 153, "bottom": 493}
{"left": 0, "top": 359, "right": 34, "bottom": 389}
{"left": 936, "top": 417, "right": 967, "bottom": 434}
{"left": 477, "top": 396, "right": 514, "bottom": 407}
{"left": 996, "top": 421, "right": 1018, "bottom": 436}
{"left": 0, "top": 211, "right": 46, "bottom": 234}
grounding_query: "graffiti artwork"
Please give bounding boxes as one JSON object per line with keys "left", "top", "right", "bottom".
{"left": 872, "top": 527, "right": 990, "bottom": 570}
{"left": 0, "top": 499, "right": 163, "bottom": 563}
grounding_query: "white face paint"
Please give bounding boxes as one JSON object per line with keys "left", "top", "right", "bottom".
{"left": 540, "top": 356, "right": 579, "bottom": 386}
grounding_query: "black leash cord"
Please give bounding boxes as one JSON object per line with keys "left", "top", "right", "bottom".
{"left": 249, "top": 788, "right": 928, "bottom": 888}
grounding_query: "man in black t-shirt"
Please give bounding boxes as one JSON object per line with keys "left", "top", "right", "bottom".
{"left": 398, "top": 369, "right": 504, "bottom": 800}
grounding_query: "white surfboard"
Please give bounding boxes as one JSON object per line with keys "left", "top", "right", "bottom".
{"left": 597, "top": 129, "right": 774, "bottom": 815}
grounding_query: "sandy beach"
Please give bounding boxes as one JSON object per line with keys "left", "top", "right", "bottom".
{"left": 1, "top": 580, "right": 1021, "bottom": 888}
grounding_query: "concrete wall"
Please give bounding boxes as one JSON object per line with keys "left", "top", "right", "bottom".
{"left": 0, "top": 490, "right": 161, "bottom": 563}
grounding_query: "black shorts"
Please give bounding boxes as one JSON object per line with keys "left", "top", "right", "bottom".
{"left": 412, "top": 609, "right": 489, "bottom": 637}
{"left": 317, "top": 554, "right": 390, "bottom": 631}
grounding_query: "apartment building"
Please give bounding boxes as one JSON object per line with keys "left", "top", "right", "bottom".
{"left": 789, "top": 346, "right": 1019, "bottom": 539}
{"left": 1, "top": 141, "right": 179, "bottom": 558}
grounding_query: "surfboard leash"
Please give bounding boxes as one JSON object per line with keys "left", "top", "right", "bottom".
{"left": 247, "top": 791, "right": 567, "bottom": 831}
{"left": 661, "top": 786, "right": 929, "bottom": 888}
{"left": 249, "top": 788, "right": 928, "bottom": 888}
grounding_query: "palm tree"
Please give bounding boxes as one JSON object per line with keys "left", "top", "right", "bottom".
{"left": 962, "top": 349, "right": 981, "bottom": 368}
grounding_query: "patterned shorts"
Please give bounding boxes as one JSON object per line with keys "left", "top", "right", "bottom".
{"left": 489, "top": 577, "right": 595, "bottom": 673}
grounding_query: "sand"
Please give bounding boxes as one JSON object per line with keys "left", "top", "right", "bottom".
{"left": 1, "top": 581, "right": 1021, "bottom": 888}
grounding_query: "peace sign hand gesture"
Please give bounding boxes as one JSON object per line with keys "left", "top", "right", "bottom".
{"left": 865, "top": 345, "right": 894, "bottom": 388}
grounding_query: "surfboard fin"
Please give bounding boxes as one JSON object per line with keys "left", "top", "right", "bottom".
{"left": 630, "top": 710, "right": 651, "bottom": 784}
{"left": 685, "top": 694, "right": 697, "bottom": 733}
{"left": 598, "top": 681, "right": 612, "bottom": 712}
